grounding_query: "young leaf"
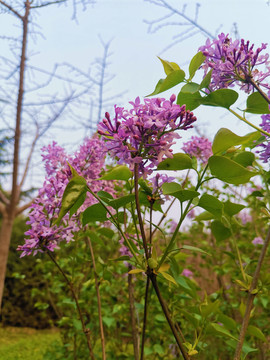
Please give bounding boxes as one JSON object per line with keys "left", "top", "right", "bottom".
{"left": 247, "top": 325, "right": 267, "bottom": 342}
{"left": 182, "top": 245, "right": 210, "bottom": 256}
{"left": 208, "top": 156, "right": 258, "bottom": 185}
{"left": 212, "top": 128, "right": 261, "bottom": 155}
{"left": 157, "top": 153, "right": 193, "bottom": 170}
{"left": 147, "top": 70, "right": 185, "bottom": 96}
{"left": 181, "top": 82, "right": 200, "bottom": 94}
{"left": 157, "top": 57, "right": 181, "bottom": 75}
{"left": 188, "top": 51, "right": 206, "bottom": 80}
{"left": 209, "top": 323, "right": 239, "bottom": 341}
{"left": 245, "top": 92, "right": 270, "bottom": 114}
{"left": 159, "top": 271, "right": 177, "bottom": 285}
{"left": 128, "top": 268, "right": 144, "bottom": 274}
{"left": 100, "top": 165, "right": 132, "bottom": 180}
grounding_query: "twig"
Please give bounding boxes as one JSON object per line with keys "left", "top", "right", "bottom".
{"left": 140, "top": 276, "right": 150, "bottom": 360}
{"left": 233, "top": 226, "right": 270, "bottom": 360}
{"left": 128, "top": 268, "right": 140, "bottom": 360}
{"left": 87, "top": 237, "right": 106, "bottom": 360}
{"left": 150, "top": 273, "right": 189, "bottom": 359}
{"left": 47, "top": 251, "right": 95, "bottom": 360}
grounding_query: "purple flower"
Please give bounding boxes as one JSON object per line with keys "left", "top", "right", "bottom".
{"left": 182, "top": 136, "right": 212, "bottom": 164}
{"left": 98, "top": 95, "right": 197, "bottom": 178}
{"left": 252, "top": 236, "right": 264, "bottom": 245}
{"left": 149, "top": 173, "right": 175, "bottom": 193}
{"left": 199, "top": 33, "right": 270, "bottom": 93}
{"left": 256, "top": 90, "right": 270, "bottom": 163}
{"left": 18, "top": 136, "right": 115, "bottom": 257}
{"left": 182, "top": 269, "right": 193, "bottom": 278}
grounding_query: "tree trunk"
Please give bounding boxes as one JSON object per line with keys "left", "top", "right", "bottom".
{"left": 0, "top": 214, "right": 15, "bottom": 310}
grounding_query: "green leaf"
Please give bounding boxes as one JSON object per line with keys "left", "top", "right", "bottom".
{"left": 100, "top": 165, "right": 132, "bottom": 180}
{"left": 109, "top": 194, "right": 135, "bottom": 210}
{"left": 198, "top": 194, "right": 224, "bottom": 218}
{"left": 201, "top": 300, "right": 220, "bottom": 318}
{"left": 177, "top": 91, "right": 203, "bottom": 111}
{"left": 97, "top": 227, "right": 115, "bottom": 238}
{"left": 147, "top": 70, "right": 185, "bottom": 96}
{"left": 217, "top": 314, "right": 237, "bottom": 331}
{"left": 55, "top": 176, "right": 87, "bottom": 225}
{"left": 157, "top": 57, "right": 181, "bottom": 75}
{"left": 138, "top": 178, "right": 152, "bottom": 195}
{"left": 195, "top": 211, "right": 216, "bottom": 221}
{"left": 200, "top": 69, "right": 213, "bottom": 89}
{"left": 233, "top": 151, "right": 255, "bottom": 167}
{"left": 188, "top": 51, "right": 206, "bottom": 80}
{"left": 224, "top": 200, "right": 245, "bottom": 217}
{"left": 211, "top": 220, "right": 231, "bottom": 241}
{"left": 82, "top": 203, "right": 108, "bottom": 225}
{"left": 245, "top": 92, "right": 270, "bottom": 114}
{"left": 69, "top": 191, "right": 86, "bottom": 217}
{"left": 157, "top": 153, "right": 193, "bottom": 170}
{"left": 209, "top": 323, "right": 239, "bottom": 341}
{"left": 97, "top": 190, "right": 114, "bottom": 201}
{"left": 182, "top": 245, "right": 210, "bottom": 256}
{"left": 181, "top": 82, "right": 200, "bottom": 94}
{"left": 162, "top": 182, "right": 200, "bottom": 202}
{"left": 208, "top": 155, "right": 258, "bottom": 185}
{"left": 212, "top": 128, "right": 261, "bottom": 155}
{"left": 112, "top": 255, "right": 131, "bottom": 261}
{"left": 201, "top": 89, "right": 238, "bottom": 109}
{"left": 159, "top": 271, "right": 177, "bottom": 285}
{"left": 247, "top": 325, "right": 266, "bottom": 342}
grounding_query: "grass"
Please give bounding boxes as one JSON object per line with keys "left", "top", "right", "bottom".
{"left": 0, "top": 326, "right": 61, "bottom": 360}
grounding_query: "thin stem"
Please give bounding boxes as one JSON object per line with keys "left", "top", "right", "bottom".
{"left": 229, "top": 109, "right": 270, "bottom": 137}
{"left": 150, "top": 273, "right": 189, "bottom": 360}
{"left": 152, "top": 197, "right": 176, "bottom": 238}
{"left": 140, "top": 276, "right": 150, "bottom": 360}
{"left": 87, "top": 186, "right": 140, "bottom": 263}
{"left": 87, "top": 238, "right": 106, "bottom": 360}
{"left": 47, "top": 252, "right": 95, "bottom": 360}
{"left": 128, "top": 268, "right": 140, "bottom": 360}
{"left": 233, "top": 226, "right": 270, "bottom": 360}
{"left": 134, "top": 163, "right": 149, "bottom": 259}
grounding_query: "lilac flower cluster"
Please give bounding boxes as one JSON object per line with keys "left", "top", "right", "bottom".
{"left": 199, "top": 33, "right": 270, "bottom": 93}
{"left": 182, "top": 136, "right": 212, "bottom": 164}
{"left": 18, "top": 137, "right": 115, "bottom": 257}
{"left": 257, "top": 90, "right": 270, "bottom": 163}
{"left": 98, "top": 95, "right": 196, "bottom": 178}
{"left": 149, "top": 173, "right": 175, "bottom": 193}
{"left": 252, "top": 236, "right": 264, "bottom": 246}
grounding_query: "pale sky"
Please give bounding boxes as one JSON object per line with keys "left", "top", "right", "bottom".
{"left": 1, "top": 0, "right": 270, "bottom": 185}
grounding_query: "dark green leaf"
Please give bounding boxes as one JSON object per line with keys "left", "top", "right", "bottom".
{"left": 100, "top": 165, "right": 132, "bottom": 180}
{"left": 246, "top": 92, "right": 270, "bottom": 114}
{"left": 98, "top": 227, "right": 115, "bottom": 238}
{"left": 188, "top": 51, "right": 205, "bottom": 80}
{"left": 109, "top": 194, "right": 135, "bottom": 210}
{"left": 147, "top": 70, "right": 185, "bottom": 96}
{"left": 198, "top": 194, "right": 223, "bottom": 218}
{"left": 82, "top": 203, "right": 108, "bottom": 225}
{"left": 195, "top": 211, "right": 216, "bottom": 221}
{"left": 157, "top": 153, "right": 193, "bottom": 170}
{"left": 211, "top": 220, "right": 231, "bottom": 241}
{"left": 247, "top": 325, "right": 266, "bottom": 341}
{"left": 200, "top": 69, "right": 213, "bottom": 89}
{"left": 55, "top": 176, "right": 87, "bottom": 225}
{"left": 177, "top": 91, "right": 203, "bottom": 111}
{"left": 208, "top": 156, "right": 258, "bottom": 185}
{"left": 224, "top": 200, "right": 245, "bottom": 217}
{"left": 97, "top": 190, "right": 114, "bottom": 201}
{"left": 201, "top": 89, "right": 238, "bottom": 109}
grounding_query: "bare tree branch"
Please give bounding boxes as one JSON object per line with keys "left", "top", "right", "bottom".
{"left": 15, "top": 199, "right": 34, "bottom": 216}
{"left": 0, "top": 0, "right": 23, "bottom": 20}
{"left": 0, "top": 189, "right": 9, "bottom": 205}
